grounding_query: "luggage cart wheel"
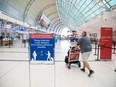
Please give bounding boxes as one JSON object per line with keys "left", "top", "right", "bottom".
{"left": 68, "top": 63, "right": 71, "bottom": 69}
{"left": 78, "top": 61, "right": 81, "bottom": 68}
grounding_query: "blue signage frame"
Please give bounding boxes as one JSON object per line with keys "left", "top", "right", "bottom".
{"left": 29, "top": 33, "right": 55, "bottom": 64}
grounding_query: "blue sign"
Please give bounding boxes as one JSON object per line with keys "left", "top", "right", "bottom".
{"left": 16, "top": 26, "right": 19, "bottom": 31}
{"left": 29, "top": 34, "right": 55, "bottom": 64}
{"left": 1, "top": 21, "right": 4, "bottom": 28}
{"left": 19, "top": 27, "right": 25, "bottom": 31}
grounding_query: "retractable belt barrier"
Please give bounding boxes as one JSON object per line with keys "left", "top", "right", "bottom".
{"left": 96, "top": 44, "right": 116, "bottom": 61}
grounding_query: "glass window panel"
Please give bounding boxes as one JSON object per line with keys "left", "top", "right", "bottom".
{"left": 105, "top": 4, "right": 111, "bottom": 8}
{"left": 71, "top": 0, "right": 77, "bottom": 4}
{"left": 56, "top": 0, "right": 116, "bottom": 29}
{"left": 76, "top": 0, "right": 85, "bottom": 9}
{"left": 74, "top": 0, "right": 82, "bottom": 7}
{"left": 109, "top": 0, "right": 116, "bottom": 6}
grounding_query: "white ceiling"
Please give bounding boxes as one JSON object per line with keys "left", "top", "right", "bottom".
{"left": 76, "top": 10, "right": 116, "bottom": 37}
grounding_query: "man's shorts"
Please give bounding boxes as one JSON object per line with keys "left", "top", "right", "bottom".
{"left": 81, "top": 51, "right": 91, "bottom": 62}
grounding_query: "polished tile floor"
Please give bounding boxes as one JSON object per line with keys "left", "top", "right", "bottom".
{"left": 0, "top": 40, "right": 116, "bottom": 87}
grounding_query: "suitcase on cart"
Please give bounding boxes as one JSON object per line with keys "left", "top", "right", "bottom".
{"left": 65, "top": 50, "right": 81, "bottom": 69}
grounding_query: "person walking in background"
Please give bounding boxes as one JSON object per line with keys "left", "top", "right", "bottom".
{"left": 76, "top": 31, "right": 94, "bottom": 77}
{"left": 22, "top": 34, "right": 27, "bottom": 47}
{"left": 0, "top": 35, "right": 3, "bottom": 46}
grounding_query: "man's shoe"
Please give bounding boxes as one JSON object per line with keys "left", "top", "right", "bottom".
{"left": 81, "top": 68, "right": 85, "bottom": 72}
{"left": 88, "top": 70, "right": 94, "bottom": 77}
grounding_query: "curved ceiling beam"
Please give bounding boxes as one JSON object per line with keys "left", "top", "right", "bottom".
{"left": 57, "top": 25, "right": 65, "bottom": 34}
{"left": 58, "top": 26, "right": 65, "bottom": 34}
{"left": 46, "top": 11, "right": 57, "bottom": 17}
{"left": 56, "top": 25, "right": 63, "bottom": 33}
{"left": 49, "top": 19, "right": 60, "bottom": 29}
{"left": 45, "top": 11, "right": 59, "bottom": 23}
{"left": 50, "top": 16, "right": 59, "bottom": 21}
{"left": 48, "top": 13, "right": 59, "bottom": 20}
{"left": 47, "top": 22, "right": 54, "bottom": 31}
{"left": 23, "top": 0, "right": 36, "bottom": 21}
{"left": 35, "top": 3, "right": 58, "bottom": 27}
{"left": 54, "top": 22, "right": 63, "bottom": 31}
{"left": 55, "top": 23, "right": 64, "bottom": 33}
{"left": 47, "top": 18, "right": 60, "bottom": 31}
{"left": 53, "top": 22, "right": 63, "bottom": 32}
{"left": 35, "top": 3, "right": 56, "bottom": 21}
{"left": 52, "top": 22, "right": 63, "bottom": 33}
{"left": 52, "top": 18, "right": 60, "bottom": 23}
{"left": 50, "top": 19, "right": 61, "bottom": 31}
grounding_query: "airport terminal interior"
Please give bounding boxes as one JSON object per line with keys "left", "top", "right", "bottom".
{"left": 0, "top": 0, "right": 116, "bottom": 87}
